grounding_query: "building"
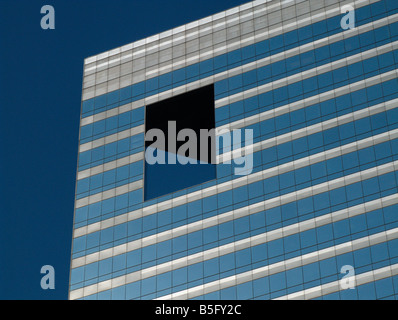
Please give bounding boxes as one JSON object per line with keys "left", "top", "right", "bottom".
{"left": 69, "top": 0, "right": 398, "bottom": 300}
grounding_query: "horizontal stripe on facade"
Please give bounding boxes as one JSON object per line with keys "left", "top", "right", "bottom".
{"left": 70, "top": 196, "right": 398, "bottom": 294}
{"left": 81, "top": 2, "right": 392, "bottom": 117}
{"left": 76, "top": 161, "right": 143, "bottom": 201}
{"left": 79, "top": 12, "right": 398, "bottom": 128}
{"left": 73, "top": 118, "right": 398, "bottom": 238}
{"left": 154, "top": 229, "right": 398, "bottom": 300}
{"left": 71, "top": 160, "right": 398, "bottom": 272}
{"left": 70, "top": 0, "right": 398, "bottom": 300}
{"left": 75, "top": 69, "right": 398, "bottom": 181}
{"left": 74, "top": 120, "right": 397, "bottom": 225}
{"left": 72, "top": 149, "right": 398, "bottom": 260}
{"left": 77, "top": 27, "right": 398, "bottom": 150}
{"left": 83, "top": 0, "right": 272, "bottom": 67}
{"left": 78, "top": 38, "right": 398, "bottom": 154}
{"left": 71, "top": 191, "right": 398, "bottom": 272}
{"left": 74, "top": 126, "right": 398, "bottom": 239}
{"left": 74, "top": 98, "right": 398, "bottom": 209}
{"left": 74, "top": 92, "right": 398, "bottom": 204}
{"left": 69, "top": 226, "right": 398, "bottom": 299}
{"left": 77, "top": 59, "right": 398, "bottom": 172}
{"left": 274, "top": 264, "right": 398, "bottom": 300}
{"left": 214, "top": 41, "right": 398, "bottom": 109}
{"left": 219, "top": 71, "right": 398, "bottom": 132}
{"left": 71, "top": 152, "right": 398, "bottom": 268}
{"left": 77, "top": 152, "right": 144, "bottom": 181}
{"left": 81, "top": 0, "right": 381, "bottom": 102}
{"left": 84, "top": 0, "right": 376, "bottom": 69}
{"left": 79, "top": 41, "right": 398, "bottom": 159}
{"left": 73, "top": 126, "right": 398, "bottom": 239}
{"left": 79, "top": 125, "right": 144, "bottom": 153}
{"left": 219, "top": 98, "right": 398, "bottom": 163}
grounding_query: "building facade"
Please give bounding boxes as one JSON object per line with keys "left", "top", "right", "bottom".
{"left": 69, "top": 0, "right": 398, "bottom": 300}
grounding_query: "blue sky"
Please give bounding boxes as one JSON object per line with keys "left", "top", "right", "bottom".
{"left": 0, "top": 0, "right": 249, "bottom": 300}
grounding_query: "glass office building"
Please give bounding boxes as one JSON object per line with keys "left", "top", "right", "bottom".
{"left": 69, "top": 0, "right": 398, "bottom": 300}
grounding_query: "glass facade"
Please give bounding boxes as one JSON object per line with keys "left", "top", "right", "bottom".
{"left": 69, "top": 0, "right": 398, "bottom": 300}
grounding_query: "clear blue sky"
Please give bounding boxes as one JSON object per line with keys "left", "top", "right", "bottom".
{"left": 0, "top": 0, "right": 250, "bottom": 300}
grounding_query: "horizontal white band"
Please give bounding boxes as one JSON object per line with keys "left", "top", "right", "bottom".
{"left": 274, "top": 263, "right": 398, "bottom": 300}
{"left": 69, "top": 226, "right": 398, "bottom": 299}
{"left": 155, "top": 228, "right": 398, "bottom": 300}
{"left": 75, "top": 69, "right": 398, "bottom": 181}
{"left": 74, "top": 98, "right": 398, "bottom": 209}
{"left": 73, "top": 129, "right": 398, "bottom": 238}
{"left": 78, "top": 41, "right": 398, "bottom": 153}
{"left": 71, "top": 192, "right": 398, "bottom": 270}
{"left": 81, "top": 0, "right": 377, "bottom": 100}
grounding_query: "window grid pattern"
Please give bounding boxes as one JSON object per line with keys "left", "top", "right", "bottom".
{"left": 70, "top": 0, "right": 398, "bottom": 300}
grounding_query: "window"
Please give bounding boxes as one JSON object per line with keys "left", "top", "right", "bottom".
{"left": 144, "top": 85, "right": 216, "bottom": 200}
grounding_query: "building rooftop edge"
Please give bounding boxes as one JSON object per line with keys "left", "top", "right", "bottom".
{"left": 83, "top": 0, "right": 270, "bottom": 65}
